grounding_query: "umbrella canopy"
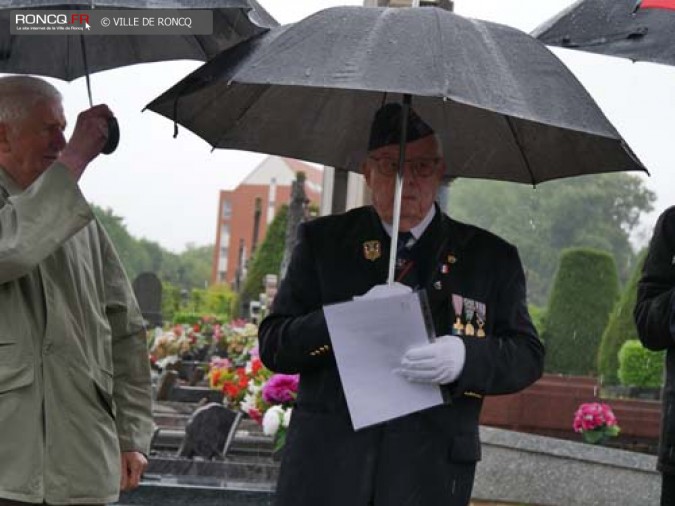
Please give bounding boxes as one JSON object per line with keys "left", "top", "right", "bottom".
{"left": 0, "top": 0, "right": 278, "bottom": 80}
{"left": 146, "top": 6, "right": 645, "bottom": 185}
{"left": 532, "top": 0, "right": 675, "bottom": 67}
{"left": 0, "top": 0, "right": 277, "bottom": 154}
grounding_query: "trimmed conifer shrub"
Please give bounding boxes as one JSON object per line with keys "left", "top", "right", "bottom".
{"left": 242, "top": 205, "right": 289, "bottom": 304}
{"left": 618, "top": 340, "right": 664, "bottom": 388}
{"left": 542, "top": 248, "right": 620, "bottom": 375}
{"left": 597, "top": 250, "right": 647, "bottom": 385}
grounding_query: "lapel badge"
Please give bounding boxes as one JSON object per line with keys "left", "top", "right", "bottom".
{"left": 441, "top": 264, "right": 449, "bottom": 274}
{"left": 433, "top": 280, "right": 442, "bottom": 290}
{"left": 448, "top": 254, "right": 457, "bottom": 264}
{"left": 363, "top": 240, "right": 381, "bottom": 261}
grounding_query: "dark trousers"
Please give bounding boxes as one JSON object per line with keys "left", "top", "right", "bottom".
{"left": 662, "top": 472, "right": 675, "bottom": 506}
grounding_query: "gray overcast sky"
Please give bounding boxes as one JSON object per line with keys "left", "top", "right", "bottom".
{"left": 5, "top": 0, "right": 674, "bottom": 251}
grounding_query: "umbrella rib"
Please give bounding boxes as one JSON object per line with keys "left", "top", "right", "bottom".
{"left": 504, "top": 116, "right": 536, "bottom": 187}
{"left": 210, "top": 83, "right": 271, "bottom": 151}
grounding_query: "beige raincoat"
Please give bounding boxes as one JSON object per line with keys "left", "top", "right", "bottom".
{"left": 0, "top": 162, "right": 153, "bottom": 504}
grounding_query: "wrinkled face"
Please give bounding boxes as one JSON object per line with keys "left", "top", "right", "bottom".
{"left": 0, "top": 98, "right": 67, "bottom": 189}
{"left": 363, "top": 135, "right": 445, "bottom": 232}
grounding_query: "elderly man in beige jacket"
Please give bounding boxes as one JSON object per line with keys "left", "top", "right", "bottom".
{"left": 0, "top": 75, "right": 153, "bottom": 505}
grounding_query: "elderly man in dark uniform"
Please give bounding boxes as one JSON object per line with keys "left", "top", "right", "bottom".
{"left": 635, "top": 206, "right": 675, "bottom": 506}
{"left": 258, "top": 103, "right": 545, "bottom": 506}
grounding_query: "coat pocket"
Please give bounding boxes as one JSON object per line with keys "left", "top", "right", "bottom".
{"left": 0, "top": 361, "right": 34, "bottom": 393}
{"left": 92, "top": 367, "right": 116, "bottom": 420}
{"left": 0, "top": 336, "right": 33, "bottom": 393}
{"left": 0, "top": 337, "right": 20, "bottom": 364}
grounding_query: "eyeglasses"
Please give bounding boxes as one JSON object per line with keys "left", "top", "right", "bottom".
{"left": 367, "top": 156, "right": 441, "bottom": 178}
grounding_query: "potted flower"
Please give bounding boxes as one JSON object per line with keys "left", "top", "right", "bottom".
{"left": 573, "top": 402, "right": 621, "bottom": 444}
{"left": 241, "top": 371, "right": 298, "bottom": 455}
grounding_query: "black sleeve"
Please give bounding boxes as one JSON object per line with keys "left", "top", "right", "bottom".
{"left": 452, "top": 244, "right": 544, "bottom": 396}
{"left": 635, "top": 207, "right": 675, "bottom": 351}
{"left": 258, "top": 222, "right": 333, "bottom": 374}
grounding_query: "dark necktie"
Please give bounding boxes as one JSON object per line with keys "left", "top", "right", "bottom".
{"left": 397, "top": 231, "right": 415, "bottom": 255}
{"left": 395, "top": 232, "right": 418, "bottom": 287}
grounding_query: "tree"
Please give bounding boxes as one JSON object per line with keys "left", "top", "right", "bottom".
{"left": 92, "top": 205, "right": 213, "bottom": 289}
{"left": 242, "top": 205, "right": 289, "bottom": 304}
{"left": 448, "top": 173, "right": 654, "bottom": 305}
{"left": 542, "top": 248, "right": 620, "bottom": 376}
{"left": 597, "top": 250, "right": 647, "bottom": 385}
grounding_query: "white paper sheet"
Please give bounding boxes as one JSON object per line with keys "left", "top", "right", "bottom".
{"left": 323, "top": 290, "right": 444, "bottom": 430}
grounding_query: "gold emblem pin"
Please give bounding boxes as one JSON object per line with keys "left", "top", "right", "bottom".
{"left": 363, "top": 240, "right": 381, "bottom": 261}
{"left": 448, "top": 254, "right": 457, "bottom": 264}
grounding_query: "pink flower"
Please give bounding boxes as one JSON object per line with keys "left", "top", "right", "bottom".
{"left": 262, "top": 374, "right": 299, "bottom": 404}
{"left": 573, "top": 402, "right": 619, "bottom": 433}
{"left": 210, "top": 357, "right": 231, "bottom": 369}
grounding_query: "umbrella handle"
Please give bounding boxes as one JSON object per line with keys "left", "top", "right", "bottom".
{"left": 101, "top": 117, "right": 120, "bottom": 154}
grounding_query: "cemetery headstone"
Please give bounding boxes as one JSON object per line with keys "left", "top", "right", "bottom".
{"left": 132, "top": 272, "right": 163, "bottom": 328}
{"left": 178, "top": 403, "right": 243, "bottom": 459}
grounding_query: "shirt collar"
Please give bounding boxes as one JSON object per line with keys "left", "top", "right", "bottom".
{"left": 381, "top": 204, "right": 436, "bottom": 240}
{"left": 0, "top": 166, "right": 21, "bottom": 197}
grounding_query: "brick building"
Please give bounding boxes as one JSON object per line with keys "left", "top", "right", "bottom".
{"left": 211, "top": 156, "right": 322, "bottom": 287}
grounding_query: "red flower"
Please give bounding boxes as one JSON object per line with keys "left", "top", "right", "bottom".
{"left": 248, "top": 408, "right": 263, "bottom": 424}
{"left": 251, "top": 357, "right": 263, "bottom": 374}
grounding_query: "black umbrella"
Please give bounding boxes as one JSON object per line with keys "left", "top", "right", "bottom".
{"left": 146, "top": 6, "right": 646, "bottom": 282}
{"left": 0, "top": 0, "right": 277, "bottom": 80}
{"left": 0, "top": 0, "right": 277, "bottom": 152}
{"left": 532, "top": 0, "right": 675, "bottom": 67}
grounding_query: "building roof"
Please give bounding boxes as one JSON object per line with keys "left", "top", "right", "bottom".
{"left": 240, "top": 156, "right": 322, "bottom": 194}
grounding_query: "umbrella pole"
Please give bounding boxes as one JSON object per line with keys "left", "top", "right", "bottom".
{"left": 387, "top": 93, "right": 412, "bottom": 285}
{"left": 79, "top": 33, "right": 119, "bottom": 154}
{"left": 79, "top": 34, "right": 94, "bottom": 107}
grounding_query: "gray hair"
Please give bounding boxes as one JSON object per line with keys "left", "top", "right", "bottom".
{"left": 0, "top": 75, "right": 62, "bottom": 125}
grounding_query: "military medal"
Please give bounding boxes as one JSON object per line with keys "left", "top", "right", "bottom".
{"left": 363, "top": 240, "right": 381, "bottom": 261}
{"left": 476, "top": 301, "right": 486, "bottom": 337}
{"left": 464, "top": 298, "right": 476, "bottom": 336}
{"left": 441, "top": 264, "right": 449, "bottom": 274}
{"left": 452, "top": 294, "right": 464, "bottom": 335}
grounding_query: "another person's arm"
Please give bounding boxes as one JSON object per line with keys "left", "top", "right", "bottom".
{"left": 0, "top": 105, "right": 112, "bottom": 284}
{"left": 98, "top": 222, "right": 152, "bottom": 491}
{"left": 635, "top": 207, "right": 675, "bottom": 351}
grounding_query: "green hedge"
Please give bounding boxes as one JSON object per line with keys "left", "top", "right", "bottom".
{"left": 542, "top": 248, "right": 620, "bottom": 375}
{"left": 171, "top": 312, "right": 229, "bottom": 325}
{"left": 597, "top": 250, "right": 646, "bottom": 385}
{"left": 528, "top": 304, "right": 546, "bottom": 336}
{"left": 162, "top": 282, "right": 235, "bottom": 323}
{"left": 618, "top": 339, "right": 665, "bottom": 388}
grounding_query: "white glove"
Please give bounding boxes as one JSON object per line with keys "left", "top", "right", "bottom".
{"left": 398, "top": 335, "right": 466, "bottom": 384}
{"left": 355, "top": 282, "right": 412, "bottom": 300}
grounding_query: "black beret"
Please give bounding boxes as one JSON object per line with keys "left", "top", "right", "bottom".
{"left": 368, "top": 103, "right": 434, "bottom": 151}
